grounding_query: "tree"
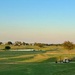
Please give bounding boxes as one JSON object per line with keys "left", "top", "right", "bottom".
{"left": 14, "top": 41, "right": 22, "bottom": 46}
{"left": 22, "top": 42, "right": 26, "bottom": 45}
{"left": 38, "top": 43, "right": 44, "bottom": 47}
{"left": 34, "top": 42, "right": 44, "bottom": 47}
{"left": 5, "top": 41, "right": 13, "bottom": 45}
{"left": 63, "top": 41, "right": 74, "bottom": 50}
{"left": 7, "top": 41, "right": 13, "bottom": 45}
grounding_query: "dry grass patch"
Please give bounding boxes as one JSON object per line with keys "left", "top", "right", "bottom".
{"left": 20, "top": 54, "right": 50, "bottom": 62}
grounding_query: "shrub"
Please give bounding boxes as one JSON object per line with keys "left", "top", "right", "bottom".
{"left": 5, "top": 46, "right": 11, "bottom": 50}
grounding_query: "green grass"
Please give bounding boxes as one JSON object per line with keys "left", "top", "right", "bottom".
{"left": 43, "top": 57, "right": 56, "bottom": 62}
{"left": 0, "top": 51, "right": 46, "bottom": 63}
{"left": 0, "top": 51, "right": 75, "bottom": 63}
{"left": 0, "top": 56, "right": 34, "bottom": 63}
{"left": 0, "top": 63, "right": 75, "bottom": 75}
{"left": 0, "top": 47, "right": 75, "bottom": 75}
{"left": 0, "top": 51, "right": 45, "bottom": 57}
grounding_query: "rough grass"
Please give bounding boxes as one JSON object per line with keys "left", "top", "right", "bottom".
{"left": 0, "top": 51, "right": 46, "bottom": 63}
{"left": 0, "top": 45, "right": 64, "bottom": 51}
{"left": 0, "top": 51, "right": 75, "bottom": 63}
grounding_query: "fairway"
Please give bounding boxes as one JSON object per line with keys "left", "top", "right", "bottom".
{"left": 0, "top": 63, "right": 75, "bottom": 75}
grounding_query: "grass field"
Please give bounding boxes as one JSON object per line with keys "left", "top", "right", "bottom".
{"left": 0, "top": 63, "right": 75, "bottom": 75}
{"left": 0, "top": 46, "right": 75, "bottom": 75}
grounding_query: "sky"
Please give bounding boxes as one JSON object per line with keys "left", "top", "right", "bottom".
{"left": 0, "top": 0, "right": 75, "bottom": 43}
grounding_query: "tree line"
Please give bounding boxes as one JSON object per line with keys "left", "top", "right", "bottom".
{"left": 0, "top": 41, "right": 74, "bottom": 51}
{"left": 0, "top": 41, "right": 75, "bottom": 49}
{"left": 0, "top": 41, "right": 63, "bottom": 46}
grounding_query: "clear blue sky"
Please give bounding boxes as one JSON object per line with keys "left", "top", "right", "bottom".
{"left": 0, "top": 0, "right": 75, "bottom": 43}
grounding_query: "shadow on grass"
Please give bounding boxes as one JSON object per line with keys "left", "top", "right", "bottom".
{"left": 42, "top": 57, "right": 56, "bottom": 63}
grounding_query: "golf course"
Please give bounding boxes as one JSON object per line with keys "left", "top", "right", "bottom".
{"left": 1, "top": 0, "right": 75, "bottom": 75}
{"left": 0, "top": 45, "right": 75, "bottom": 75}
